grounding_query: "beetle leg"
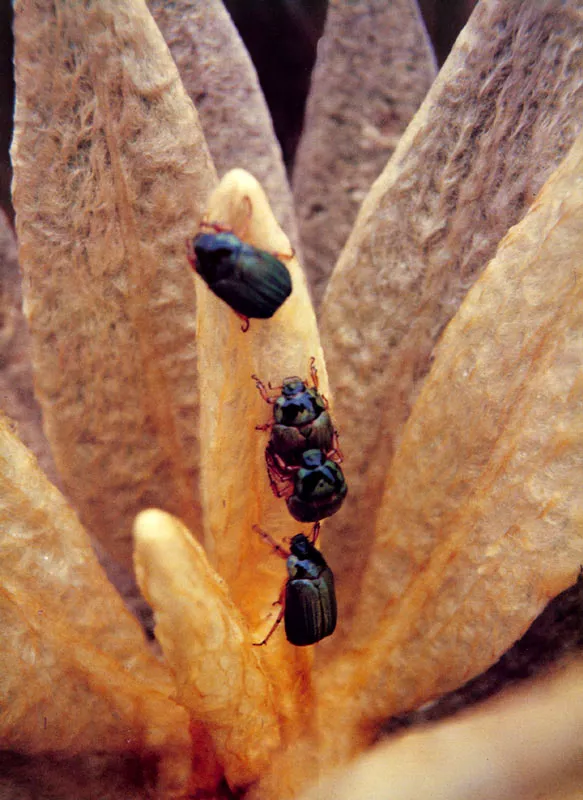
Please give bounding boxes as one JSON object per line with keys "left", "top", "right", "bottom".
{"left": 309, "top": 522, "right": 321, "bottom": 545}
{"left": 270, "top": 245, "right": 295, "bottom": 262}
{"left": 234, "top": 312, "right": 250, "bottom": 332}
{"left": 309, "top": 356, "right": 319, "bottom": 390}
{"left": 253, "top": 525, "right": 290, "bottom": 559}
{"left": 265, "top": 450, "right": 295, "bottom": 498}
{"left": 253, "top": 603, "right": 285, "bottom": 647}
{"left": 198, "top": 218, "right": 232, "bottom": 234}
{"left": 251, "top": 374, "right": 278, "bottom": 404}
{"left": 327, "top": 429, "right": 344, "bottom": 463}
{"left": 185, "top": 238, "right": 197, "bottom": 270}
{"left": 255, "top": 420, "right": 274, "bottom": 431}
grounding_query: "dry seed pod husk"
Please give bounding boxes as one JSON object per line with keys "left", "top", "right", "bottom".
{"left": 134, "top": 508, "right": 282, "bottom": 789}
{"left": 0, "top": 415, "right": 192, "bottom": 796}
{"left": 319, "top": 0, "right": 583, "bottom": 635}
{"left": 293, "top": 0, "right": 436, "bottom": 307}
{"left": 316, "top": 125, "right": 583, "bottom": 759}
{"left": 11, "top": 0, "right": 217, "bottom": 569}
{"left": 194, "top": 169, "right": 328, "bottom": 733}
{"left": 149, "top": 0, "right": 298, "bottom": 246}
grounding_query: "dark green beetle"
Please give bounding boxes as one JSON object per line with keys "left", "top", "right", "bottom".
{"left": 187, "top": 226, "right": 292, "bottom": 330}
{"left": 254, "top": 524, "right": 337, "bottom": 647}
{"left": 266, "top": 447, "right": 348, "bottom": 523}
{"left": 252, "top": 358, "right": 336, "bottom": 465}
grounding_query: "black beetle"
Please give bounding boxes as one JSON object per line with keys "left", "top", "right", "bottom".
{"left": 253, "top": 523, "right": 337, "bottom": 647}
{"left": 252, "top": 358, "right": 337, "bottom": 465}
{"left": 266, "top": 447, "right": 348, "bottom": 523}
{"left": 187, "top": 224, "right": 292, "bottom": 330}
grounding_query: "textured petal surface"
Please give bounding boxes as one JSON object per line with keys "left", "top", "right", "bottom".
{"left": 134, "top": 509, "right": 281, "bottom": 789}
{"left": 149, "top": 0, "right": 298, "bottom": 246}
{"left": 0, "top": 417, "right": 191, "bottom": 796}
{"left": 11, "top": 0, "right": 217, "bottom": 568}
{"left": 293, "top": 0, "right": 436, "bottom": 306}
{"left": 317, "top": 126, "right": 583, "bottom": 757}
{"left": 301, "top": 658, "right": 583, "bottom": 800}
{"left": 319, "top": 0, "right": 583, "bottom": 630}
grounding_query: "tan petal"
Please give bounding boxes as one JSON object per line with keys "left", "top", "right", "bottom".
{"left": 0, "top": 416, "right": 192, "bottom": 796}
{"left": 319, "top": 0, "right": 583, "bottom": 630}
{"left": 194, "top": 169, "right": 327, "bottom": 731}
{"left": 134, "top": 508, "right": 281, "bottom": 789}
{"left": 301, "top": 658, "right": 583, "bottom": 800}
{"left": 293, "top": 0, "right": 436, "bottom": 306}
{"left": 0, "top": 214, "right": 59, "bottom": 485}
{"left": 317, "top": 126, "right": 583, "bottom": 757}
{"left": 149, "top": 0, "right": 298, "bottom": 245}
{"left": 11, "top": 0, "right": 217, "bottom": 569}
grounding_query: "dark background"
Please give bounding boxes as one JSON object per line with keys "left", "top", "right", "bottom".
{"left": 0, "top": 0, "right": 477, "bottom": 221}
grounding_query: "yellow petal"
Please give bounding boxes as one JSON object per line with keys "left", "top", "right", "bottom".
{"left": 293, "top": 0, "right": 436, "bottom": 306}
{"left": 318, "top": 126, "right": 583, "bottom": 757}
{"left": 194, "top": 169, "right": 329, "bottom": 730}
{"left": 0, "top": 416, "right": 192, "bottom": 796}
{"left": 134, "top": 508, "right": 282, "bottom": 789}
{"left": 11, "top": 0, "right": 216, "bottom": 568}
{"left": 319, "top": 0, "right": 583, "bottom": 633}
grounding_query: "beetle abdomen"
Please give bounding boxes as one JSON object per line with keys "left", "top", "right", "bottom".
{"left": 284, "top": 569, "right": 337, "bottom": 646}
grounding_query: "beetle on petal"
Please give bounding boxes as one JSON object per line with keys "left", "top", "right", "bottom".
{"left": 187, "top": 223, "right": 293, "bottom": 331}
{"left": 253, "top": 523, "right": 337, "bottom": 647}
{"left": 252, "top": 357, "right": 338, "bottom": 465}
{"left": 266, "top": 447, "right": 348, "bottom": 523}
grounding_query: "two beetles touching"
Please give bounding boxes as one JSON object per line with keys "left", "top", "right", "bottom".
{"left": 187, "top": 221, "right": 347, "bottom": 648}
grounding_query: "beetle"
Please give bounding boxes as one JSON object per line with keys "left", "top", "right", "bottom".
{"left": 266, "top": 447, "right": 348, "bottom": 523}
{"left": 187, "top": 222, "right": 292, "bottom": 331}
{"left": 252, "top": 357, "right": 338, "bottom": 465}
{"left": 253, "top": 523, "right": 337, "bottom": 647}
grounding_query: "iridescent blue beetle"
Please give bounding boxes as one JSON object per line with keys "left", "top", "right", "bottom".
{"left": 253, "top": 523, "right": 337, "bottom": 647}
{"left": 187, "top": 221, "right": 292, "bottom": 331}
{"left": 266, "top": 447, "right": 348, "bottom": 523}
{"left": 252, "top": 357, "right": 336, "bottom": 465}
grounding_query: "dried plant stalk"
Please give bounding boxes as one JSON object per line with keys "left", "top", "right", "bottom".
{"left": 317, "top": 126, "right": 583, "bottom": 757}
{"left": 149, "top": 0, "right": 298, "bottom": 246}
{"left": 194, "top": 169, "right": 328, "bottom": 733}
{"left": 0, "top": 416, "right": 192, "bottom": 796}
{"left": 293, "top": 0, "right": 436, "bottom": 306}
{"left": 319, "top": 0, "right": 583, "bottom": 633}
{"left": 11, "top": 0, "right": 217, "bottom": 569}
{"left": 302, "top": 658, "right": 583, "bottom": 800}
{"left": 134, "top": 508, "right": 282, "bottom": 789}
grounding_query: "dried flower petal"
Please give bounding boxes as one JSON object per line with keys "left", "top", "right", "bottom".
{"left": 301, "top": 658, "right": 583, "bottom": 800}
{"left": 11, "top": 0, "right": 216, "bottom": 568}
{"left": 149, "top": 0, "right": 298, "bottom": 245}
{"left": 293, "top": 0, "right": 436, "bottom": 306}
{"left": 194, "top": 169, "right": 330, "bottom": 731}
{"left": 0, "top": 416, "right": 191, "bottom": 796}
{"left": 134, "top": 508, "right": 282, "bottom": 789}
{"left": 317, "top": 126, "right": 583, "bottom": 757}
{"left": 320, "top": 0, "right": 583, "bottom": 630}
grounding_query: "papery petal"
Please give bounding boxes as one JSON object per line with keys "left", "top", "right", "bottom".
{"left": 149, "top": 0, "right": 298, "bottom": 245}
{"left": 195, "top": 169, "right": 326, "bottom": 733}
{"left": 0, "top": 417, "right": 192, "bottom": 796}
{"left": 0, "top": 214, "right": 59, "bottom": 484}
{"left": 319, "top": 0, "right": 583, "bottom": 632}
{"left": 293, "top": 0, "right": 436, "bottom": 306}
{"left": 134, "top": 508, "right": 281, "bottom": 789}
{"left": 11, "top": 0, "right": 216, "bottom": 569}
{"left": 318, "top": 126, "right": 583, "bottom": 757}
{"left": 301, "top": 658, "right": 583, "bottom": 800}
